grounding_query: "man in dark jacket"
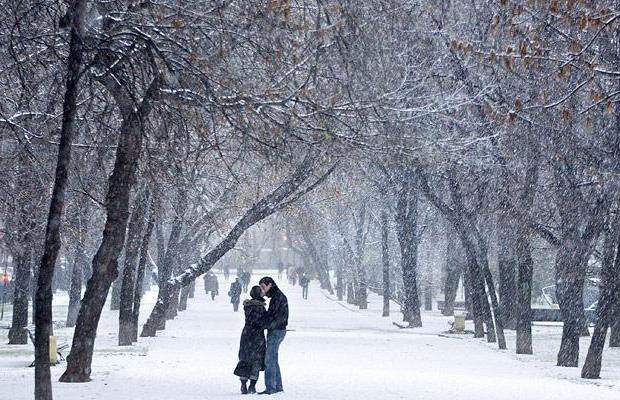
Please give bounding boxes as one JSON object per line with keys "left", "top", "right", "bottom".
{"left": 258, "top": 276, "right": 288, "bottom": 394}
{"left": 229, "top": 278, "right": 242, "bottom": 312}
{"left": 299, "top": 273, "right": 309, "bottom": 300}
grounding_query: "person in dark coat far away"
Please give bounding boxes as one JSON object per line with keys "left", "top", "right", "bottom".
{"left": 299, "top": 273, "right": 309, "bottom": 300}
{"left": 241, "top": 270, "right": 251, "bottom": 293}
{"left": 234, "top": 286, "right": 267, "bottom": 394}
{"left": 258, "top": 276, "right": 288, "bottom": 395}
{"left": 229, "top": 278, "right": 242, "bottom": 312}
{"left": 203, "top": 272, "right": 219, "bottom": 300}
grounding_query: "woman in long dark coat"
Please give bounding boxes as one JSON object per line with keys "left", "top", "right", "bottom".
{"left": 234, "top": 285, "right": 266, "bottom": 394}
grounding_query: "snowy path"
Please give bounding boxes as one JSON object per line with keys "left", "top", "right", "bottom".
{"left": 2, "top": 273, "right": 620, "bottom": 399}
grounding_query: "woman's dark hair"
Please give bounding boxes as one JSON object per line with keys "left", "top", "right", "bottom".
{"left": 250, "top": 285, "right": 264, "bottom": 301}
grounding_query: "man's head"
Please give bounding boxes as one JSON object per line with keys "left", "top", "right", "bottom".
{"left": 259, "top": 276, "right": 277, "bottom": 297}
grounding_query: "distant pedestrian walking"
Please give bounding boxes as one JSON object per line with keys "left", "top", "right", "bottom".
{"left": 241, "top": 270, "right": 251, "bottom": 293}
{"left": 224, "top": 265, "right": 230, "bottom": 281}
{"left": 203, "top": 272, "right": 219, "bottom": 300}
{"left": 277, "top": 261, "right": 284, "bottom": 280}
{"left": 234, "top": 286, "right": 267, "bottom": 394}
{"left": 258, "top": 276, "right": 288, "bottom": 394}
{"left": 300, "top": 273, "right": 309, "bottom": 300}
{"left": 229, "top": 278, "right": 242, "bottom": 312}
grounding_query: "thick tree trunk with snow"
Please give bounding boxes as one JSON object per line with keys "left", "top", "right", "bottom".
{"left": 119, "top": 189, "right": 149, "bottom": 346}
{"left": 34, "top": 1, "right": 88, "bottom": 396}
{"left": 8, "top": 251, "right": 30, "bottom": 344}
{"left": 59, "top": 76, "right": 159, "bottom": 382}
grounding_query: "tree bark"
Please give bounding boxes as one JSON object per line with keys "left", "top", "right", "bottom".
{"left": 131, "top": 197, "right": 157, "bottom": 343}
{"left": 395, "top": 171, "right": 422, "bottom": 327}
{"left": 381, "top": 210, "right": 390, "bottom": 317}
{"left": 178, "top": 285, "right": 190, "bottom": 311}
{"left": 497, "top": 221, "right": 517, "bottom": 330}
{"left": 34, "top": 1, "right": 87, "bottom": 397}
{"left": 555, "top": 236, "right": 589, "bottom": 367}
{"left": 8, "top": 251, "right": 30, "bottom": 344}
{"left": 336, "top": 256, "right": 344, "bottom": 301}
{"left": 354, "top": 203, "right": 368, "bottom": 309}
{"left": 442, "top": 226, "right": 462, "bottom": 316}
{"left": 59, "top": 76, "right": 160, "bottom": 383}
{"left": 119, "top": 189, "right": 149, "bottom": 346}
{"left": 581, "top": 217, "right": 620, "bottom": 378}
{"left": 66, "top": 205, "right": 89, "bottom": 328}
{"left": 109, "top": 272, "right": 123, "bottom": 311}
{"left": 515, "top": 225, "right": 534, "bottom": 354}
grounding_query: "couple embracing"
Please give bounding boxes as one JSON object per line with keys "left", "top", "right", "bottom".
{"left": 234, "top": 277, "right": 288, "bottom": 395}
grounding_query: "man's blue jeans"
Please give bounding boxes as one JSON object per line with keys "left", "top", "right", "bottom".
{"left": 265, "top": 329, "right": 286, "bottom": 392}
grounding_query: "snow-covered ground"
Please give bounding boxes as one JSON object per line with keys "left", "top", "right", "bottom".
{"left": 1, "top": 271, "right": 619, "bottom": 399}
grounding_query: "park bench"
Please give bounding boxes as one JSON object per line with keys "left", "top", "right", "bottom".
{"left": 25, "top": 328, "right": 69, "bottom": 367}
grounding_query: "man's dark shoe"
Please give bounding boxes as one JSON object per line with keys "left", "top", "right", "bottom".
{"left": 258, "top": 390, "right": 275, "bottom": 395}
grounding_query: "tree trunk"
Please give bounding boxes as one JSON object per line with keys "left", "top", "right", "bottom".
{"left": 424, "top": 283, "right": 433, "bottom": 311}
{"left": 581, "top": 218, "right": 620, "bottom": 378}
{"left": 119, "top": 189, "right": 149, "bottom": 346}
{"left": 178, "top": 285, "right": 190, "bottom": 311}
{"left": 381, "top": 211, "right": 390, "bottom": 317}
{"left": 497, "top": 223, "right": 517, "bottom": 330}
{"left": 31, "top": 264, "right": 38, "bottom": 325}
{"left": 354, "top": 203, "right": 367, "bottom": 310}
{"left": 156, "top": 198, "right": 186, "bottom": 327}
{"left": 131, "top": 197, "right": 157, "bottom": 343}
{"left": 443, "top": 227, "right": 462, "bottom": 316}
{"left": 515, "top": 228, "right": 534, "bottom": 354}
{"left": 481, "top": 257, "right": 507, "bottom": 349}
{"left": 555, "top": 237, "right": 588, "bottom": 368}
{"left": 59, "top": 75, "right": 159, "bottom": 382}
{"left": 34, "top": 1, "right": 87, "bottom": 396}
{"left": 395, "top": 173, "right": 422, "bottom": 327}
{"left": 611, "top": 312, "right": 620, "bottom": 347}
{"left": 346, "top": 281, "right": 355, "bottom": 304}
{"left": 66, "top": 207, "right": 88, "bottom": 328}
{"left": 336, "top": 258, "right": 344, "bottom": 301}
{"left": 8, "top": 251, "right": 30, "bottom": 344}
{"left": 109, "top": 272, "right": 123, "bottom": 311}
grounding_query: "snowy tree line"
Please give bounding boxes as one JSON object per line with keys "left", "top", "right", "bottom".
{"left": 0, "top": 1, "right": 619, "bottom": 398}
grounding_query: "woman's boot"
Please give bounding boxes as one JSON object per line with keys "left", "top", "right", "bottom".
{"left": 240, "top": 379, "right": 248, "bottom": 394}
{"left": 248, "top": 379, "right": 257, "bottom": 394}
